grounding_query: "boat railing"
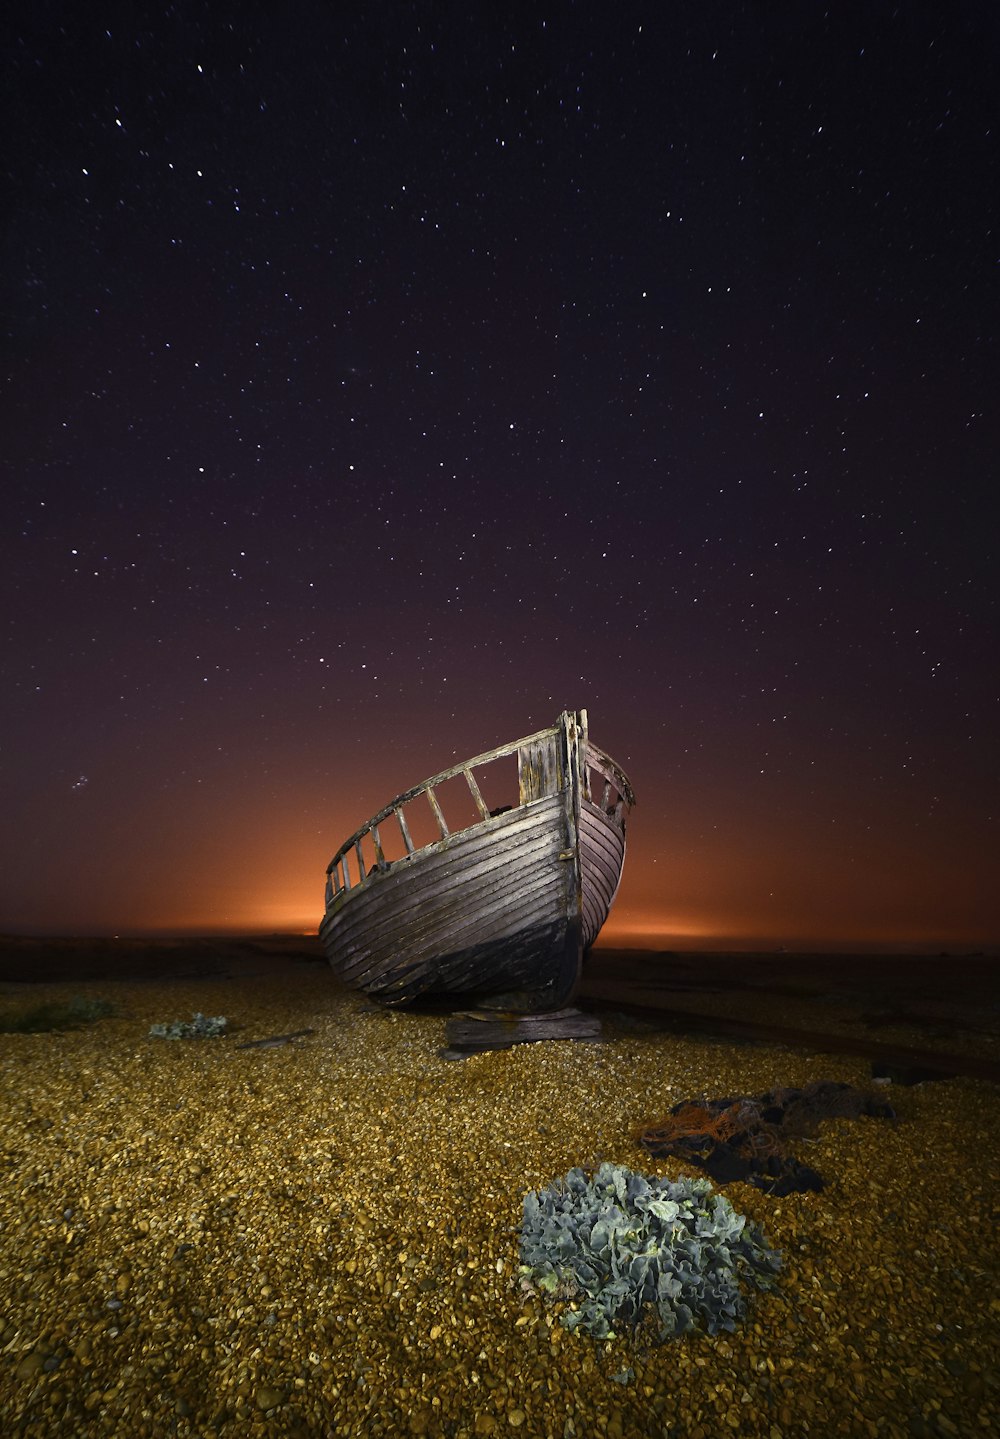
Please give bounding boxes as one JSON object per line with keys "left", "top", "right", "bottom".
{"left": 583, "top": 741, "right": 636, "bottom": 827}
{"left": 325, "top": 720, "right": 561, "bottom": 902}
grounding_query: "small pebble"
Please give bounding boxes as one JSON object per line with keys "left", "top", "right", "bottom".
{"left": 255, "top": 1385, "right": 284, "bottom": 1411}
{"left": 15, "top": 1352, "right": 46, "bottom": 1381}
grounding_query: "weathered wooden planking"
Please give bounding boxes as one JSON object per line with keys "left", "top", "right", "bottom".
{"left": 320, "top": 710, "right": 635, "bottom": 1009}
{"left": 518, "top": 733, "right": 561, "bottom": 804}
{"left": 443, "top": 1007, "right": 602, "bottom": 1055}
{"left": 320, "top": 797, "right": 580, "bottom": 1005}
{"left": 580, "top": 800, "right": 627, "bottom": 948}
{"left": 326, "top": 720, "right": 567, "bottom": 894}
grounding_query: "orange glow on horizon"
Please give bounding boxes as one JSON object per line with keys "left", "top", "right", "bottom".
{"left": 3, "top": 775, "right": 997, "bottom": 951}
{"left": 43, "top": 891, "right": 995, "bottom": 956}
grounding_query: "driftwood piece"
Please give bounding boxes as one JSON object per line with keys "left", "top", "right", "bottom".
{"left": 235, "top": 1028, "right": 315, "bottom": 1050}
{"left": 443, "top": 1007, "right": 601, "bottom": 1057}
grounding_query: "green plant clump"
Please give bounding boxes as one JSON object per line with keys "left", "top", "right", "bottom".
{"left": 0, "top": 996, "right": 115, "bottom": 1034}
{"left": 518, "top": 1163, "right": 781, "bottom": 1341}
{"left": 149, "top": 1013, "right": 228, "bottom": 1040}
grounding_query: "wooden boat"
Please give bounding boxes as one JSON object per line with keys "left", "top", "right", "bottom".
{"left": 320, "top": 709, "right": 635, "bottom": 1010}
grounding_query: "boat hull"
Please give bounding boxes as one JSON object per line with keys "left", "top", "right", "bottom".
{"left": 320, "top": 797, "right": 581, "bottom": 1007}
{"left": 580, "top": 798, "right": 627, "bottom": 949}
{"left": 320, "top": 710, "right": 634, "bottom": 1010}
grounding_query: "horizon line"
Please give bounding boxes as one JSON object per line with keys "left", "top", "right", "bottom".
{"left": 0, "top": 926, "right": 996, "bottom": 957}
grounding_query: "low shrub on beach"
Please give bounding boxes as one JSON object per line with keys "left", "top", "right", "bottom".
{"left": 0, "top": 995, "right": 115, "bottom": 1033}
{"left": 149, "top": 1012, "right": 228, "bottom": 1040}
{"left": 518, "top": 1163, "right": 781, "bottom": 1341}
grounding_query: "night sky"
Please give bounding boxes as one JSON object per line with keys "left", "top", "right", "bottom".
{"left": 3, "top": 3, "right": 998, "bottom": 949}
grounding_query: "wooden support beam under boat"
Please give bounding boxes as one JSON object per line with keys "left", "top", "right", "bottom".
{"left": 442, "top": 1007, "right": 602, "bottom": 1056}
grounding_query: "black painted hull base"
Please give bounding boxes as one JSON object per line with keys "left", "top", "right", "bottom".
{"left": 327, "top": 918, "right": 582, "bottom": 1013}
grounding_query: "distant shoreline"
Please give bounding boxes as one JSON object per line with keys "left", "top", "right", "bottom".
{"left": 1, "top": 930, "right": 996, "bottom": 987}
{"left": 0, "top": 933, "right": 326, "bottom": 985}
{"left": 1, "top": 927, "right": 994, "bottom": 954}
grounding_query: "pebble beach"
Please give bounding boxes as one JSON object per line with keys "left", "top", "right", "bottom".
{"left": 2, "top": 947, "right": 999, "bottom": 1438}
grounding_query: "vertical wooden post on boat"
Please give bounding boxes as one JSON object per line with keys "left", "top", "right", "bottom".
{"left": 464, "top": 768, "right": 490, "bottom": 820}
{"left": 355, "top": 840, "right": 367, "bottom": 881}
{"left": 395, "top": 806, "right": 415, "bottom": 855}
{"left": 547, "top": 709, "right": 585, "bottom": 1008}
{"left": 371, "top": 823, "right": 386, "bottom": 870}
{"left": 425, "top": 786, "right": 449, "bottom": 838}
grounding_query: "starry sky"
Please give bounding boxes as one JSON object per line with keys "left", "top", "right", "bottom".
{"left": 3, "top": 3, "right": 998, "bottom": 949}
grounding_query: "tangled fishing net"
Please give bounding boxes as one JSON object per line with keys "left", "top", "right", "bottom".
{"left": 636, "top": 1080, "right": 895, "bottom": 1195}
